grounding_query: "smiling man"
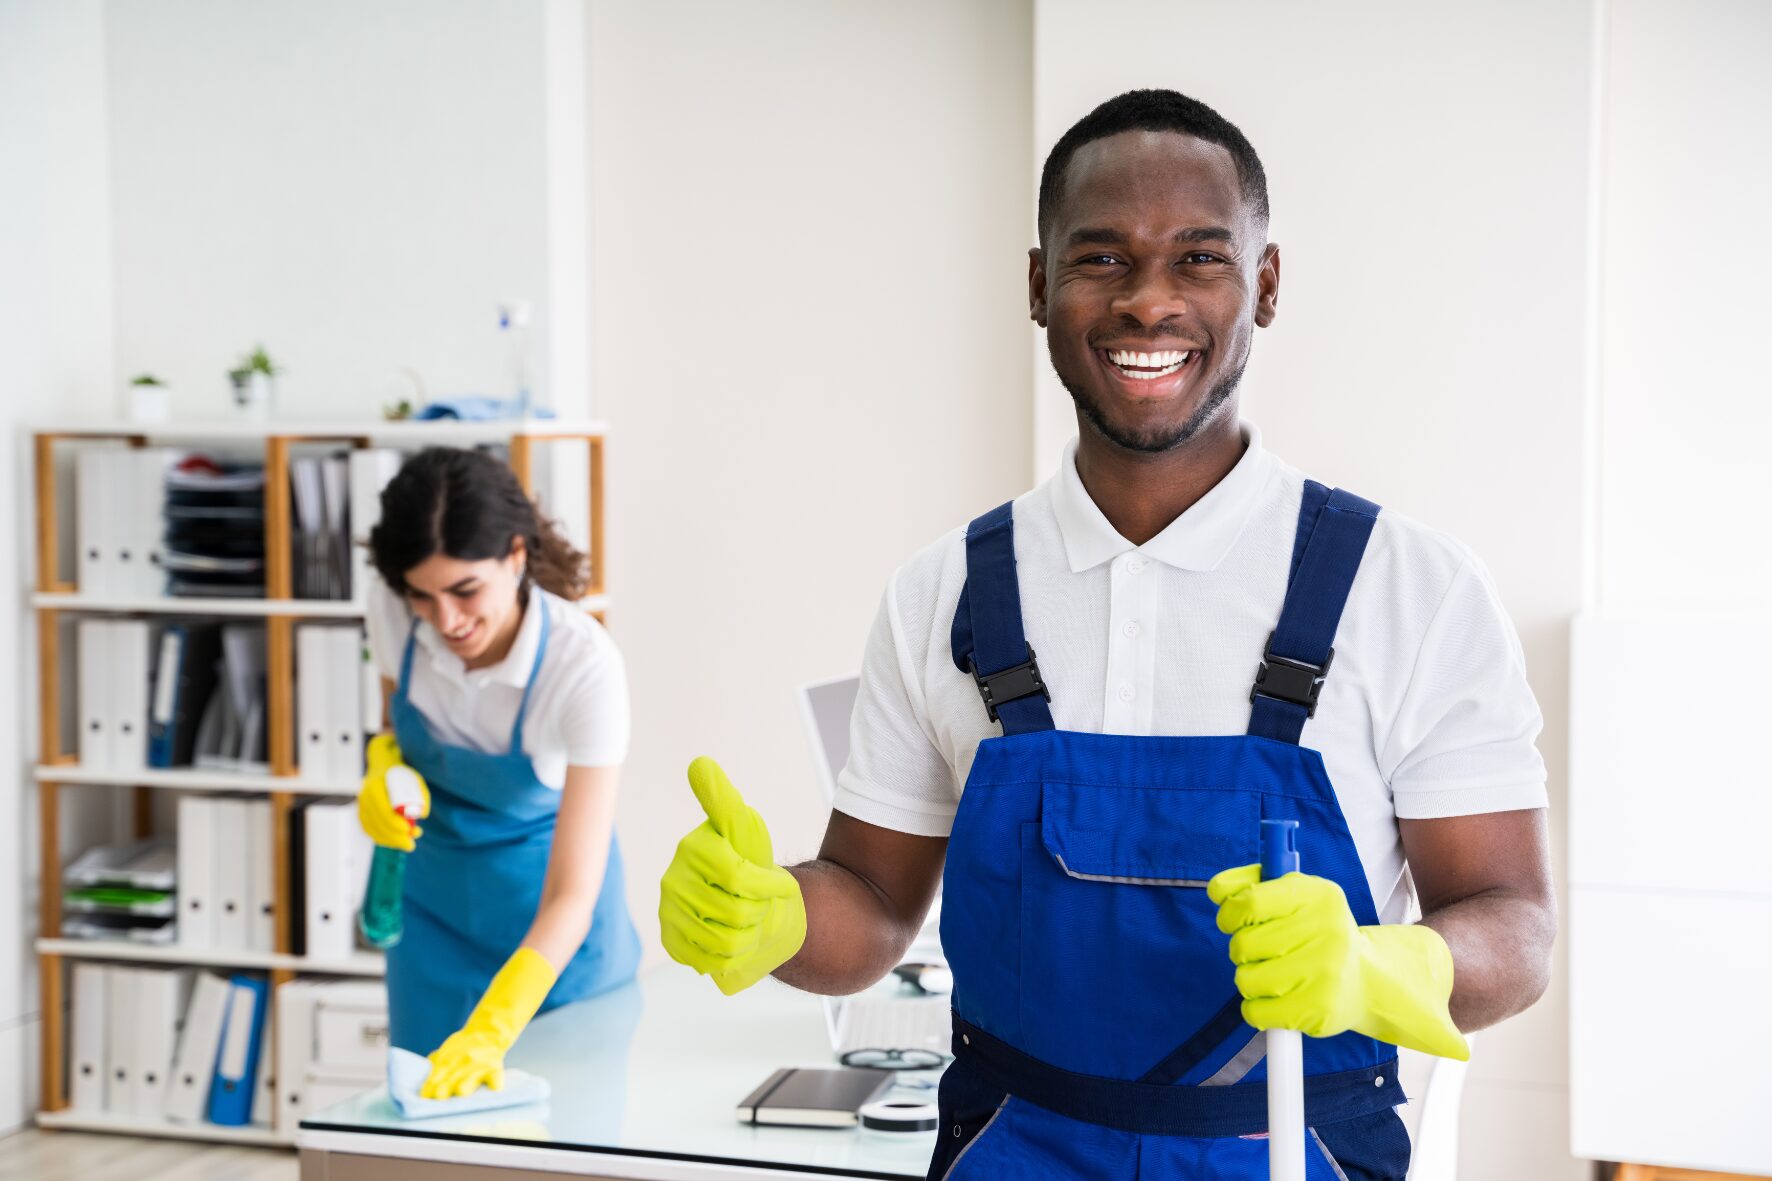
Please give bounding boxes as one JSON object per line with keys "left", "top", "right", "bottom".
{"left": 661, "top": 90, "right": 1555, "bottom": 1180}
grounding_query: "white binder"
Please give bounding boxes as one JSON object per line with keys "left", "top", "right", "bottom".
{"left": 166, "top": 971, "right": 230, "bottom": 1123}
{"left": 109, "top": 620, "right": 153, "bottom": 773}
{"left": 325, "top": 627, "right": 365, "bottom": 782}
{"left": 245, "top": 798, "right": 275, "bottom": 952}
{"left": 70, "top": 963, "right": 108, "bottom": 1112}
{"left": 75, "top": 447, "right": 114, "bottom": 597}
{"left": 303, "top": 802, "right": 370, "bottom": 962}
{"left": 347, "top": 448, "right": 401, "bottom": 601}
{"left": 296, "top": 624, "right": 331, "bottom": 781}
{"left": 119, "top": 449, "right": 174, "bottom": 598}
{"left": 77, "top": 620, "right": 111, "bottom": 769}
{"left": 176, "top": 795, "right": 216, "bottom": 949}
{"left": 251, "top": 996, "right": 274, "bottom": 1128}
{"left": 274, "top": 979, "right": 318, "bottom": 1139}
{"left": 211, "top": 798, "right": 250, "bottom": 950}
{"left": 105, "top": 967, "right": 137, "bottom": 1114}
{"left": 130, "top": 966, "right": 192, "bottom": 1120}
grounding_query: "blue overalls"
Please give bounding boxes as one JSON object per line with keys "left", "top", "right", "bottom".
{"left": 385, "top": 599, "right": 641, "bottom": 1056}
{"left": 929, "top": 483, "right": 1413, "bottom": 1181}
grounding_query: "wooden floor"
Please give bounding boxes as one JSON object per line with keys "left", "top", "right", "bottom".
{"left": 0, "top": 1130, "right": 296, "bottom": 1181}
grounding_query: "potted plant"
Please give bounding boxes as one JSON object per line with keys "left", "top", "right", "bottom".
{"left": 127, "top": 373, "right": 170, "bottom": 422}
{"left": 228, "top": 345, "right": 280, "bottom": 419}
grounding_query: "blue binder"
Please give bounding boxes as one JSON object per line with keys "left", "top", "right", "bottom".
{"left": 147, "top": 624, "right": 220, "bottom": 768}
{"left": 206, "top": 974, "right": 268, "bottom": 1126}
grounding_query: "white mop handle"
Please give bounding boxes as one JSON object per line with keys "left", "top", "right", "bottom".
{"left": 1260, "top": 818, "right": 1306, "bottom": 1181}
{"left": 1267, "top": 1027, "right": 1305, "bottom": 1180}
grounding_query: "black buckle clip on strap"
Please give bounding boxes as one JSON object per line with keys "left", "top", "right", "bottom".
{"left": 968, "top": 645, "right": 1051, "bottom": 723}
{"left": 1249, "top": 632, "right": 1333, "bottom": 717}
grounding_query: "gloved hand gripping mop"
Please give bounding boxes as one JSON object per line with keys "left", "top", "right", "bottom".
{"left": 1211, "top": 820, "right": 1468, "bottom": 1179}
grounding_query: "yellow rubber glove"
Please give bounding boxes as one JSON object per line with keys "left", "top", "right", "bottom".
{"left": 659, "top": 756, "right": 806, "bottom": 996}
{"left": 357, "top": 734, "right": 430, "bottom": 852}
{"left": 420, "top": 946, "right": 558, "bottom": 1099}
{"left": 1209, "top": 864, "right": 1469, "bottom": 1061}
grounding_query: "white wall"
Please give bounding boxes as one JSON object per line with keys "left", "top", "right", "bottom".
{"left": 587, "top": 0, "right": 1034, "bottom": 945}
{"left": 0, "top": 0, "right": 120, "bottom": 1134}
{"left": 1593, "top": 0, "right": 1772, "bottom": 612}
{"left": 1567, "top": 1, "right": 1772, "bottom": 1171}
{"left": 104, "top": 0, "right": 553, "bottom": 419}
{"left": 1032, "top": 4, "right": 1592, "bottom": 1177}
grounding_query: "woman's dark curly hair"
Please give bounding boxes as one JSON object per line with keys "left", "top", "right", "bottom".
{"left": 368, "top": 447, "right": 588, "bottom": 601}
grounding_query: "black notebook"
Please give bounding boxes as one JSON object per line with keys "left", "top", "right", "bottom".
{"left": 736, "top": 1067, "right": 893, "bottom": 1128}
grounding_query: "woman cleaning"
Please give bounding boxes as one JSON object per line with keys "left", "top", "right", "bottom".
{"left": 358, "top": 446, "right": 639, "bottom": 1099}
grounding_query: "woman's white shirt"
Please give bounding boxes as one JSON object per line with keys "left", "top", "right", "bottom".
{"left": 365, "top": 580, "right": 629, "bottom": 789}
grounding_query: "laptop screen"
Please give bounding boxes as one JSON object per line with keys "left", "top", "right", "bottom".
{"left": 798, "top": 674, "right": 860, "bottom": 804}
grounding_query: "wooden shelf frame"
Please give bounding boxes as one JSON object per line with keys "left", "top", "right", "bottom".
{"left": 31, "top": 423, "right": 608, "bottom": 1137}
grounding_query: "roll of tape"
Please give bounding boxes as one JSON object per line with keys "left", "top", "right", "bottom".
{"left": 858, "top": 1098, "right": 940, "bottom": 1134}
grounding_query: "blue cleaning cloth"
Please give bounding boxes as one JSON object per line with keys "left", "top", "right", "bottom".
{"left": 387, "top": 1047, "right": 550, "bottom": 1120}
{"left": 414, "top": 397, "right": 555, "bottom": 422}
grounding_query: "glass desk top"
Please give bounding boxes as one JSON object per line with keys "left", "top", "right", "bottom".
{"left": 300, "top": 966, "right": 940, "bottom": 1179}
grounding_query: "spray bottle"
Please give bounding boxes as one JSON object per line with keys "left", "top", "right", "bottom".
{"left": 357, "top": 765, "right": 426, "bottom": 949}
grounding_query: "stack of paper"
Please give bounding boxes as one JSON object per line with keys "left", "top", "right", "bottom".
{"left": 163, "top": 459, "right": 266, "bottom": 598}
{"left": 61, "top": 840, "right": 178, "bottom": 944}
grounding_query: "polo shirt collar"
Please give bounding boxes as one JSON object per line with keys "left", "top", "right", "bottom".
{"left": 1050, "top": 422, "right": 1274, "bottom": 573}
{"left": 415, "top": 587, "right": 546, "bottom": 690}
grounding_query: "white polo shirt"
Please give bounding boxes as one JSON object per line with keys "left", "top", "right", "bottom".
{"left": 831, "top": 425, "right": 1547, "bottom": 923}
{"left": 365, "top": 581, "right": 629, "bottom": 789}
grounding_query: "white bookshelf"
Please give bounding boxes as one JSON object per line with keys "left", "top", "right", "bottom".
{"left": 37, "top": 939, "right": 385, "bottom": 978}
{"left": 31, "top": 419, "right": 609, "bottom": 1145}
{"left": 32, "top": 591, "right": 607, "bottom": 618}
{"left": 35, "top": 764, "right": 359, "bottom": 797}
{"left": 37, "top": 1108, "right": 287, "bottom": 1146}
{"left": 32, "top": 593, "right": 367, "bottom": 618}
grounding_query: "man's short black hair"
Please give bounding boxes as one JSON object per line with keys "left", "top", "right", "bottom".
{"left": 1037, "top": 89, "right": 1269, "bottom": 246}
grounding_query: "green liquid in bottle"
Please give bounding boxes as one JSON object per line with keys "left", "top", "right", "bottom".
{"left": 358, "top": 844, "right": 407, "bottom": 948}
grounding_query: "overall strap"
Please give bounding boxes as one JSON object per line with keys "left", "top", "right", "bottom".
{"left": 949, "top": 503, "right": 1054, "bottom": 736}
{"left": 508, "top": 597, "right": 553, "bottom": 753}
{"left": 1248, "top": 482, "right": 1381, "bottom": 745}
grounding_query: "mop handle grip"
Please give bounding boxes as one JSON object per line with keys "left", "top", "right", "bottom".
{"left": 1260, "top": 818, "right": 1305, "bottom": 1181}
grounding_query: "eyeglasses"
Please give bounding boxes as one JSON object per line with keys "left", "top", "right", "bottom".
{"left": 839, "top": 1047, "right": 947, "bottom": 1071}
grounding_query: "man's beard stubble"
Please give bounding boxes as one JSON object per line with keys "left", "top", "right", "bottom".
{"left": 1059, "top": 355, "right": 1246, "bottom": 455}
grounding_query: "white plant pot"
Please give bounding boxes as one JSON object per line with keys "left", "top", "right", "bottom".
{"left": 127, "top": 385, "right": 171, "bottom": 422}
{"left": 230, "top": 372, "right": 276, "bottom": 419}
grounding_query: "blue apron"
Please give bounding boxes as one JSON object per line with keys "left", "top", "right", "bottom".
{"left": 928, "top": 483, "right": 1413, "bottom": 1181}
{"left": 385, "top": 598, "right": 641, "bottom": 1056}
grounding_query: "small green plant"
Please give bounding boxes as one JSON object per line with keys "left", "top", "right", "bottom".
{"left": 130, "top": 373, "right": 165, "bottom": 387}
{"left": 229, "top": 345, "right": 280, "bottom": 382}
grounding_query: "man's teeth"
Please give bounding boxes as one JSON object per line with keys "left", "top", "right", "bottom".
{"left": 1107, "top": 349, "right": 1192, "bottom": 378}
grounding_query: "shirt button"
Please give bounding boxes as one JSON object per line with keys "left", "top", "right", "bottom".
{"left": 1123, "top": 621, "right": 1141, "bottom": 638}
{"left": 1127, "top": 557, "right": 1148, "bottom": 574}
{"left": 1118, "top": 685, "right": 1135, "bottom": 702}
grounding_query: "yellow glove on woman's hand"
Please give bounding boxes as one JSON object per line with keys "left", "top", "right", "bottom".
{"left": 659, "top": 757, "right": 806, "bottom": 996}
{"left": 420, "top": 947, "right": 557, "bottom": 1100}
{"left": 1209, "top": 864, "right": 1469, "bottom": 1061}
{"left": 357, "top": 734, "right": 430, "bottom": 851}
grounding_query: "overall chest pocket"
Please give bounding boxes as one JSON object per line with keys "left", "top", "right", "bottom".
{"left": 1017, "top": 784, "right": 1259, "bottom": 1079}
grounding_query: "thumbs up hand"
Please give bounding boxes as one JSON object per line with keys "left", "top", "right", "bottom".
{"left": 659, "top": 757, "right": 807, "bottom": 995}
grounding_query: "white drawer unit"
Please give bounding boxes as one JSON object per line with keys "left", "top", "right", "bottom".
{"left": 276, "top": 978, "right": 387, "bottom": 1139}
{"left": 1569, "top": 612, "right": 1772, "bottom": 1175}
